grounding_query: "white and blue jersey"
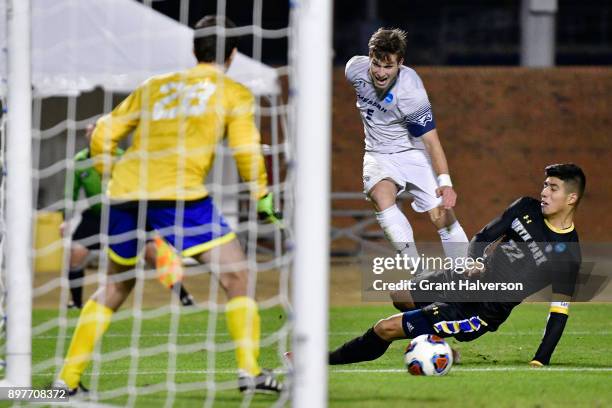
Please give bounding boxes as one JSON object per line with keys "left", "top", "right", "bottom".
{"left": 345, "top": 56, "right": 436, "bottom": 154}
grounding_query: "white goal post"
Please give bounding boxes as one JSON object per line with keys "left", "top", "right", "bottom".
{"left": 2, "top": 0, "right": 33, "bottom": 388}
{"left": 291, "top": 0, "right": 332, "bottom": 406}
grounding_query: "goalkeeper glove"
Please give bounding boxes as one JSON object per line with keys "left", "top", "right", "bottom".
{"left": 257, "top": 193, "right": 283, "bottom": 226}
{"left": 154, "top": 236, "right": 184, "bottom": 289}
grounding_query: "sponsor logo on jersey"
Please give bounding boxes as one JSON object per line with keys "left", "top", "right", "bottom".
{"left": 384, "top": 93, "right": 394, "bottom": 103}
{"left": 404, "top": 321, "right": 415, "bottom": 333}
{"left": 356, "top": 93, "right": 388, "bottom": 113}
{"left": 413, "top": 111, "right": 433, "bottom": 127}
{"left": 554, "top": 243, "right": 567, "bottom": 253}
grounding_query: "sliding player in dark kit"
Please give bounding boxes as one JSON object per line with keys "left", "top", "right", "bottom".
{"left": 329, "top": 164, "right": 584, "bottom": 367}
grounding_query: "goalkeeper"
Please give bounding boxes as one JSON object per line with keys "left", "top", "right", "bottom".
{"left": 62, "top": 125, "right": 194, "bottom": 308}
{"left": 57, "top": 15, "right": 282, "bottom": 395}
{"left": 327, "top": 164, "right": 584, "bottom": 368}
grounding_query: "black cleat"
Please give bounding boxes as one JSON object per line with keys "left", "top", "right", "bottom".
{"left": 69, "top": 382, "right": 89, "bottom": 396}
{"left": 180, "top": 293, "right": 195, "bottom": 306}
{"left": 67, "top": 300, "right": 82, "bottom": 309}
{"left": 173, "top": 284, "right": 195, "bottom": 306}
{"left": 52, "top": 380, "right": 89, "bottom": 398}
{"left": 238, "top": 369, "right": 283, "bottom": 394}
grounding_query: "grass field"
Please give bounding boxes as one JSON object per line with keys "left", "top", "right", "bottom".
{"left": 29, "top": 303, "right": 612, "bottom": 407}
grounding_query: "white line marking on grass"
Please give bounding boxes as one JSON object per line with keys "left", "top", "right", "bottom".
{"left": 327, "top": 331, "right": 612, "bottom": 337}
{"left": 31, "top": 369, "right": 240, "bottom": 377}
{"left": 329, "top": 367, "right": 612, "bottom": 373}
{"left": 33, "top": 330, "right": 612, "bottom": 340}
{"left": 32, "top": 367, "right": 612, "bottom": 378}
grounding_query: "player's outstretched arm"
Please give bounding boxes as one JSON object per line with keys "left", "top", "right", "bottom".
{"left": 226, "top": 85, "right": 285, "bottom": 225}
{"left": 530, "top": 295, "right": 571, "bottom": 367}
{"left": 421, "top": 129, "right": 456, "bottom": 209}
{"left": 90, "top": 88, "right": 141, "bottom": 174}
{"left": 227, "top": 102, "right": 284, "bottom": 225}
{"left": 226, "top": 86, "right": 269, "bottom": 198}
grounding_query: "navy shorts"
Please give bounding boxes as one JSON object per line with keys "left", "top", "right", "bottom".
{"left": 106, "top": 197, "right": 235, "bottom": 266}
{"left": 72, "top": 209, "right": 102, "bottom": 250}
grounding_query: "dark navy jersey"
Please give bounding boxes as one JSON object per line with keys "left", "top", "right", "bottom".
{"left": 468, "top": 197, "right": 581, "bottom": 325}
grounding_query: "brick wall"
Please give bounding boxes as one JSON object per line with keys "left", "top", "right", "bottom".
{"left": 332, "top": 67, "right": 612, "bottom": 241}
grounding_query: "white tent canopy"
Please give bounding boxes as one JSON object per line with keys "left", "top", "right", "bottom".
{"left": 0, "top": 0, "right": 280, "bottom": 97}
{"left": 226, "top": 51, "right": 280, "bottom": 96}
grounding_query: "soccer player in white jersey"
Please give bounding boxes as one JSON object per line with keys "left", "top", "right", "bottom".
{"left": 345, "top": 28, "right": 468, "bottom": 271}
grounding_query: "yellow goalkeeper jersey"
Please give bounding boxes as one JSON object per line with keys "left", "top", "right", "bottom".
{"left": 91, "top": 63, "right": 268, "bottom": 201}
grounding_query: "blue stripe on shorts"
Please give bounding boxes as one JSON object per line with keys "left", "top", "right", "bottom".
{"left": 107, "top": 197, "right": 233, "bottom": 263}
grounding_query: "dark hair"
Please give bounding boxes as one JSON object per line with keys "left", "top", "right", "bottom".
{"left": 193, "top": 16, "right": 238, "bottom": 63}
{"left": 368, "top": 28, "right": 407, "bottom": 62}
{"left": 545, "top": 163, "right": 586, "bottom": 203}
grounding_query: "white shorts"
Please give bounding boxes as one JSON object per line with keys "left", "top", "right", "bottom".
{"left": 363, "top": 150, "right": 442, "bottom": 213}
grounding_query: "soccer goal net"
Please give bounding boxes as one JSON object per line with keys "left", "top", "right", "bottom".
{"left": 1, "top": 0, "right": 330, "bottom": 406}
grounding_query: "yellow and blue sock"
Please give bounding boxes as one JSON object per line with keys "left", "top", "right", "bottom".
{"left": 225, "top": 296, "right": 261, "bottom": 376}
{"left": 59, "top": 300, "right": 113, "bottom": 388}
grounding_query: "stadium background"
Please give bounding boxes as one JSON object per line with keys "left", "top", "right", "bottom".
{"left": 151, "top": 0, "right": 612, "bottom": 242}
{"left": 332, "top": 67, "right": 612, "bottom": 242}
{"left": 33, "top": 0, "right": 612, "bottom": 243}
{"left": 19, "top": 0, "right": 609, "bottom": 307}
{"left": 33, "top": 65, "right": 612, "bottom": 307}
{"left": 29, "top": 0, "right": 612, "bottom": 303}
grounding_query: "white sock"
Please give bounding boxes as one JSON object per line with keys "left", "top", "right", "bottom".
{"left": 376, "top": 205, "right": 420, "bottom": 267}
{"left": 438, "top": 221, "right": 469, "bottom": 264}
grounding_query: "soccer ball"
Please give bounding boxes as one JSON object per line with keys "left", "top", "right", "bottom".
{"left": 404, "top": 334, "right": 453, "bottom": 376}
